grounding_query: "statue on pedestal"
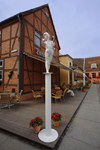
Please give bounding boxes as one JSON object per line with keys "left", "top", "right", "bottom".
{"left": 42, "top": 32, "right": 55, "bottom": 73}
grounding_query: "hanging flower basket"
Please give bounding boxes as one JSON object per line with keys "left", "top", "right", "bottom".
{"left": 9, "top": 70, "right": 13, "bottom": 75}
{"left": 8, "top": 73, "right": 11, "bottom": 78}
{"left": 8, "top": 70, "right": 13, "bottom": 78}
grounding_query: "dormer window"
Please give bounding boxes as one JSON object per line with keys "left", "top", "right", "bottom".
{"left": 91, "top": 63, "right": 97, "bottom": 69}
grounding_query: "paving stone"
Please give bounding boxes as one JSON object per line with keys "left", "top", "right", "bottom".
{"left": 0, "top": 134, "right": 40, "bottom": 150}
{"left": 81, "top": 102, "right": 100, "bottom": 111}
{"left": 83, "top": 99, "right": 100, "bottom": 105}
{"left": 0, "top": 130, "right": 9, "bottom": 145}
{"left": 66, "top": 126, "right": 100, "bottom": 147}
{"left": 58, "top": 137, "right": 100, "bottom": 150}
{"left": 76, "top": 108, "right": 100, "bottom": 123}
{"left": 70, "top": 117, "right": 100, "bottom": 134}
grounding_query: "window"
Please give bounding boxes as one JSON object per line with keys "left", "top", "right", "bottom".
{"left": 0, "top": 70, "right": 3, "bottom": 80}
{"left": 69, "top": 62, "right": 71, "bottom": 67}
{"left": 98, "top": 73, "right": 100, "bottom": 78}
{"left": 34, "top": 30, "right": 40, "bottom": 47}
{"left": 91, "top": 63, "right": 97, "bottom": 69}
{"left": 0, "top": 60, "right": 3, "bottom": 67}
{"left": 92, "top": 73, "right": 96, "bottom": 78}
{"left": 45, "top": 11, "right": 49, "bottom": 17}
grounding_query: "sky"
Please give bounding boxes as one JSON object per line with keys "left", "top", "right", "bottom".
{"left": 0, "top": 0, "right": 100, "bottom": 58}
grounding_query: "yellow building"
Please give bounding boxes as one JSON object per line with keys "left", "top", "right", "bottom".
{"left": 59, "top": 54, "right": 83, "bottom": 88}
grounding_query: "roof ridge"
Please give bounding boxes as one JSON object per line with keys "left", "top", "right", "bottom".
{"left": 0, "top": 4, "right": 48, "bottom": 23}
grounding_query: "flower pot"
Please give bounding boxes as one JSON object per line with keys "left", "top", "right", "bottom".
{"left": 82, "top": 89, "right": 87, "bottom": 92}
{"left": 53, "top": 120, "right": 60, "bottom": 126}
{"left": 33, "top": 125, "right": 41, "bottom": 133}
{"left": 86, "top": 85, "right": 89, "bottom": 88}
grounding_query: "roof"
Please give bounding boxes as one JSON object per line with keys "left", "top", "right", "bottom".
{"left": 0, "top": 4, "right": 48, "bottom": 24}
{"left": 73, "top": 56, "right": 100, "bottom": 72}
{"left": 0, "top": 4, "right": 60, "bottom": 50}
{"left": 85, "top": 56, "right": 100, "bottom": 72}
{"left": 73, "top": 58, "right": 84, "bottom": 70}
{"left": 59, "top": 54, "right": 73, "bottom": 60}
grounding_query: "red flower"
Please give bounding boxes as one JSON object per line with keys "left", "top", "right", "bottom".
{"left": 29, "top": 117, "right": 43, "bottom": 127}
{"left": 31, "top": 119, "right": 34, "bottom": 123}
{"left": 51, "top": 112, "right": 62, "bottom": 121}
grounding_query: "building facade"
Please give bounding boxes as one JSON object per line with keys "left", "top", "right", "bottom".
{"left": 0, "top": 4, "right": 61, "bottom": 98}
{"left": 59, "top": 54, "right": 83, "bottom": 88}
{"left": 85, "top": 56, "right": 100, "bottom": 83}
{"left": 73, "top": 56, "right": 100, "bottom": 83}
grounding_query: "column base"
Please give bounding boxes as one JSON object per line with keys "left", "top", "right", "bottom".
{"left": 38, "top": 129, "right": 58, "bottom": 143}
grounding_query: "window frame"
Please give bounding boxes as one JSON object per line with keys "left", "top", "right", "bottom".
{"left": 98, "top": 73, "right": 100, "bottom": 78}
{"left": 0, "top": 70, "right": 3, "bottom": 81}
{"left": 0, "top": 60, "right": 3, "bottom": 67}
{"left": 34, "top": 30, "right": 41, "bottom": 48}
{"left": 92, "top": 73, "right": 96, "bottom": 78}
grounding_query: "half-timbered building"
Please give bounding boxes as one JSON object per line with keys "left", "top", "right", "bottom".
{"left": 0, "top": 4, "right": 61, "bottom": 99}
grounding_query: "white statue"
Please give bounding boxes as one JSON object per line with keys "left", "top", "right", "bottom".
{"left": 42, "top": 32, "right": 55, "bottom": 73}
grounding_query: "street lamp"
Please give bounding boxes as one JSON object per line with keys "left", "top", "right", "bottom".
{"left": 83, "top": 58, "right": 85, "bottom": 86}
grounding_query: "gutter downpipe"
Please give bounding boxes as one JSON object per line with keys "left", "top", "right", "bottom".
{"left": 17, "top": 15, "right": 21, "bottom": 93}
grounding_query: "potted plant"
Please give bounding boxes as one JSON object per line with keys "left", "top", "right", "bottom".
{"left": 51, "top": 112, "right": 62, "bottom": 126}
{"left": 29, "top": 117, "right": 43, "bottom": 133}
{"left": 86, "top": 82, "right": 89, "bottom": 88}
{"left": 82, "top": 86, "right": 87, "bottom": 92}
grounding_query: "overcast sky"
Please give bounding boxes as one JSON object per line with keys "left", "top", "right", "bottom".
{"left": 0, "top": 0, "right": 100, "bottom": 58}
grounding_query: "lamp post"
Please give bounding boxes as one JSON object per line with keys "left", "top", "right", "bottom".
{"left": 91, "top": 73, "right": 93, "bottom": 84}
{"left": 83, "top": 58, "right": 85, "bottom": 86}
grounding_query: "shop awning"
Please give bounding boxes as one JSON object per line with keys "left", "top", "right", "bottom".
{"left": 23, "top": 51, "right": 72, "bottom": 71}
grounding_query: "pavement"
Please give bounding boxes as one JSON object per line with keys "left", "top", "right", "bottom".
{"left": 0, "top": 84, "right": 100, "bottom": 150}
{"left": 58, "top": 84, "right": 100, "bottom": 150}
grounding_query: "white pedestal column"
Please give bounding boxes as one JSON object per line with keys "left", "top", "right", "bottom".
{"left": 38, "top": 72, "right": 58, "bottom": 143}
